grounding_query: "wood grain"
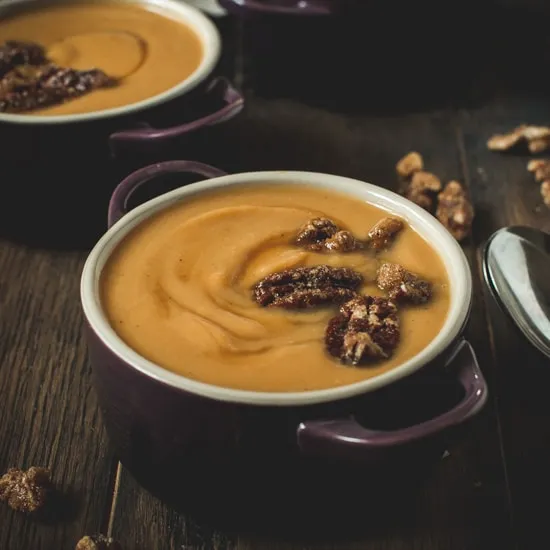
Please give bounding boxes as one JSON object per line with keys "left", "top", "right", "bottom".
{"left": 0, "top": 244, "right": 116, "bottom": 550}
{"left": 459, "top": 98, "right": 550, "bottom": 550}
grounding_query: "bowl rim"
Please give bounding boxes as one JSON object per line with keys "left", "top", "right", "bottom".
{"left": 81, "top": 171, "right": 473, "bottom": 406}
{"left": 0, "top": 0, "right": 221, "bottom": 125}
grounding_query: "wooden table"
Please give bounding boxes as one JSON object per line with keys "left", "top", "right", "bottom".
{"left": 2, "top": 4, "right": 550, "bottom": 549}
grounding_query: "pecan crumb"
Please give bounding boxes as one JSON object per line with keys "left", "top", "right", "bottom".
{"left": 487, "top": 125, "right": 550, "bottom": 153}
{"left": 0, "top": 467, "right": 51, "bottom": 513}
{"left": 76, "top": 535, "right": 122, "bottom": 550}
{"left": 253, "top": 265, "right": 362, "bottom": 309}
{"left": 366, "top": 217, "right": 404, "bottom": 250}
{"left": 436, "top": 181, "right": 474, "bottom": 242}
{"left": 396, "top": 151, "right": 424, "bottom": 178}
{"left": 0, "top": 40, "right": 47, "bottom": 77}
{"left": 401, "top": 170, "right": 441, "bottom": 213}
{"left": 541, "top": 181, "right": 550, "bottom": 208}
{"left": 377, "top": 263, "right": 432, "bottom": 304}
{"left": 295, "top": 218, "right": 360, "bottom": 252}
{"left": 325, "top": 296, "right": 400, "bottom": 365}
{"left": 527, "top": 159, "right": 550, "bottom": 182}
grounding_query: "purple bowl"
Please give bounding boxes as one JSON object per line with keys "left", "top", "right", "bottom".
{"left": 0, "top": 0, "right": 244, "bottom": 248}
{"left": 81, "top": 160, "right": 487, "bottom": 486}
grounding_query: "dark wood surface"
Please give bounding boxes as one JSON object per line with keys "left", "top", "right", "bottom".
{"left": 2, "top": 4, "right": 550, "bottom": 549}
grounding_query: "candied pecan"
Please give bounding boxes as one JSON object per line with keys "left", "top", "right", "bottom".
{"left": 0, "top": 40, "right": 47, "bottom": 77}
{"left": 295, "top": 218, "right": 360, "bottom": 252}
{"left": 295, "top": 217, "right": 338, "bottom": 249}
{"left": 396, "top": 151, "right": 424, "bottom": 178}
{"left": 323, "top": 230, "right": 361, "bottom": 252}
{"left": 404, "top": 187, "right": 434, "bottom": 211}
{"left": 409, "top": 170, "right": 442, "bottom": 193}
{"left": 0, "top": 64, "right": 117, "bottom": 113}
{"left": 366, "top": 217, "right": 404, "bottom": 251}
{"left": 76, "top": 535, "right": 122, "bottom": 550}
{"left": 436, "top": 181, "right": 474, "bottom": 242}
{"left": 253, "top": 265, "right": 362, "bottom": 309}
{"left": 527, "top": 159, "right": 550, "bottom": 182}
{"left": 487, "top": 125, "right": 550, "bottom": 153}
{"left": 0, "top": 466, "right": 51, "bottom": 513}
{"left": 377, "top": 262, "right": 432, "bottom": 304}
{"left": 541, "top": 181, "right": 550, "bottom": 208}
{"left": 325, "top": 296, "right": 400, "bottom": 365}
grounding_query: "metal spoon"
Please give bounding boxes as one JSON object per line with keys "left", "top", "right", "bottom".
{"left": 483, "top": 225, "right": 550, "bottom": 359}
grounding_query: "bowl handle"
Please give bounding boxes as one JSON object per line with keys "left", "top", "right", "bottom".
{"left": 297, "top": 339, "right": 488, "bottom": 459}
{"left": 108, "top": 160, "right": 226, "bottom": 228}
{"left": 108, "top": 77, "right": 244, "bottom": 154}
{"left": 218, "top": 0, "right": 334, "bottom": 15}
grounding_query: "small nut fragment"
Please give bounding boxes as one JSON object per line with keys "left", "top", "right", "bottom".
{"left": 253, "top": 265, "right": 362, "bottom": 309}
{"left": 404, "top": 187, "right": 434, "bottom": 211}
{"left": 410, "top": 171, "right": 442, "bottom": 193}
{"left": 366, "top": 217, "right": 404, "bottom": 251}
{"left": 324, "top": 230, "right": 361, "bottom": 252}
{"left": 295, "top": 218, "right": 360, "bottom": 252}
{"left": 325, "top": 296, "right": 400, "bottom": 365}
{"left": 0, "top": 466, "right": 51, "bottom": 513}
{"left": 76, "top": 535, "right": 122, "bottom": 550}
{"left": 436, "top": 181, "right": 474, "bottom": 242}
{"left": 396, "top": 151, "right": 424, "bottom": 178}
{"left": 541, "top": 181, "right": 550, "bottom": 208}
{"left": 487, "top": 125, "right": 550, "bottom": 153}
{"left": 527, "top": 159, "right": 550, "bottom": 182}
{"left": 377, "top": 263, "right": 432, "bottom": 304}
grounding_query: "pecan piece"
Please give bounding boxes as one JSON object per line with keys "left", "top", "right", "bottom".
{"left": 0, "top": 40, "right": 47, "bottom": 77}
{"left": 295, "top": 218, "right": 360, "bottom": 252}
{"left": 253, "top": 265, "right": 362, "bottom": 309}
{"left": 366, "top": 217, "right": 404, "bottom": 250}
{"left": 541, "top": 181, "right": 550, "bottom": 208}
{"left": 401, "top": 170, "right": 441, "bottom": 212}
{"left": 396, "top": 151, "right": 424, "bottom": 178}
{"left": 325, "top": 296, "right": 400, "bottom": 365}
{"left": 0, "top": 63, "right": 117, "bottom": 113}
{"left": 0, "top": 466, "right": 51, "bottom": 513}
{"left": 405, "top": 187, "right": 434, "bottom": 211}
{"left": 76, "top": 535, "right": 122, "bottom": 550}
{"left": 527, "top": 159, "right": 550, "bottom": 182}
{"left": 436, "top": 181, "right": 474, "bottom": 242}
{"left": 377, "top": 263, "right": 432, "bottom": 304}
{"left": 487, "top": 125, "right": 550, "bottom": 153}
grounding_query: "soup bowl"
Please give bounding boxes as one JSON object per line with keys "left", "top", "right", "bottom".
{"left": 0, "top": 0, "right": 244, "bottom": 247}
{"left": 81, "top": 160, "right": 486, "bottom": 487}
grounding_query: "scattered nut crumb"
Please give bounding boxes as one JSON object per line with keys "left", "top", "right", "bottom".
{"left": 405, "top": 187, "right": 434, "bottom": 211}
{"left": 410, "top": 170, "right": 442, "bottom": 193}
{"left": 0, "top": 466, "right": 51, "bottom": 513}
{"left": 541, "top": 181, "right": 550, "bottom": 208}
{"left": 325, "top": 295, "right": 400, "bottom": 365}
{"left": 527, "top": 159, "right": 550, "bottom": 182}
{"left": 253, "top": 265, "right": 362, "bottom": 309}
{"left": 396, "top": 151, "right": 423, "bottom": 178}
{"left": 376, "top": 263, "right": 432, "bottom": 304}
{"left": 76, "top": 535, "right": 122, "bottom": 550}
{"left": 366, "top": 217, "right": 404, "bottom": 250}
{"left": 436, "top": 181, "right": 474, "bottom": 242}
{"left": 487, "top": 124, "right": 550, "bottom": 153}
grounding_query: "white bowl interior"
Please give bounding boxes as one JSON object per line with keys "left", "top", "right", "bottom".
{"left": 81, "top": 171, "right": 473, "bottom": 406}
{"left": 0, "top": 0, "right": 221, "bottom": 124}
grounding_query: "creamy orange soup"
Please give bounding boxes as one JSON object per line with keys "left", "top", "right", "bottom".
{"left": 0, "top": 2, "right": 204, "bottom": 115}
{"left": 101, "top": 184, "right": 451, "bottom": 392}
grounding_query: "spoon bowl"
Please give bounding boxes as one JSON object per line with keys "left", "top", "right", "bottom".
{"left": 483, "top": 225, "right": 550, "bottom": 359}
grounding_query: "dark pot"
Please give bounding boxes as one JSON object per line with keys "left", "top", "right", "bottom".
{"left": 0, "top": 0, "right": 244, "bottom": 249}
{"left": 81, "top": 160, "right": 487, "bottom": 515}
